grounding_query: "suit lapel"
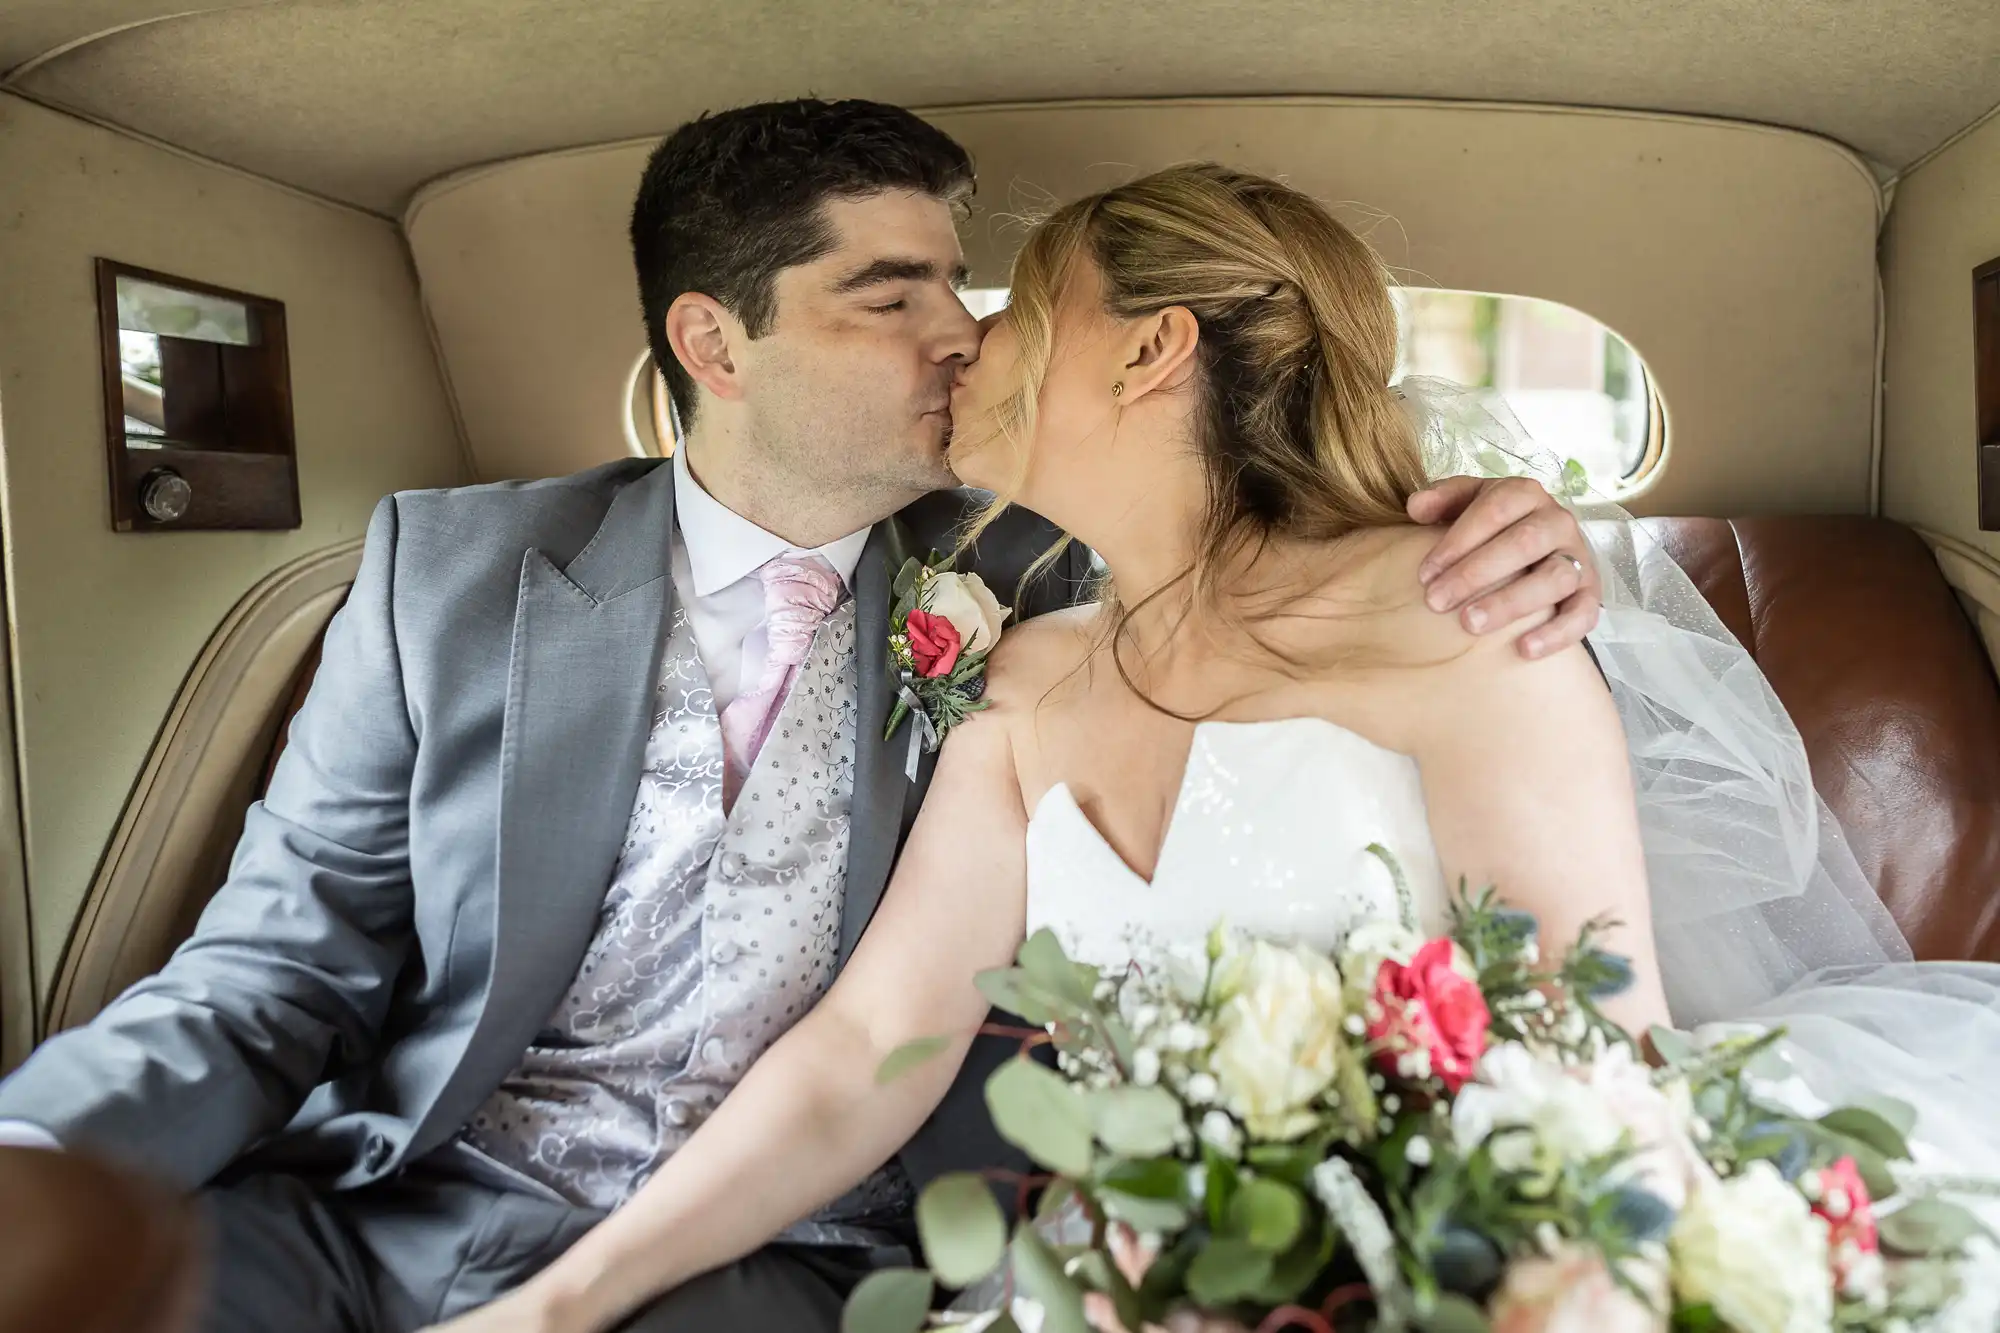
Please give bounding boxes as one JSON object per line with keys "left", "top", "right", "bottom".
{"left": 431, "top": 461, "right": 678, "bottom": 1136}
{"left": 840, "top": 517, "right": 915, "bottom": 966}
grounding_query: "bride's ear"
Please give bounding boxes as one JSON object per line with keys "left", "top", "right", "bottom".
{"left": 1117, "top": 306, "right": 1200, "bottom": 403}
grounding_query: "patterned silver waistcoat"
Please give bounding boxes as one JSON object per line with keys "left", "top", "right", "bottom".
{"left": 463, "top": 599, "right": 909, "bottom": 1239}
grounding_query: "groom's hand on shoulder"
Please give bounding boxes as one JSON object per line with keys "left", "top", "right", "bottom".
{"left": 1406, "top": 475, "right": 1601, "bottom": 660}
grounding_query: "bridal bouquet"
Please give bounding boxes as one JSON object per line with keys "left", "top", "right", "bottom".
{"left": 845, "top": 853, "right": 1998, "bottom": 1333}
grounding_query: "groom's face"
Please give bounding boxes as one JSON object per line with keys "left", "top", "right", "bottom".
{"left": 742, "top": 190, "right": 978, "bottom": 504}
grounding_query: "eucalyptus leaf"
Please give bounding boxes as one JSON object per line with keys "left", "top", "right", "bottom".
{"left": 1091, "top": 1085, "right": 1185, "bottom": 1157}
{"left": 1099, "top": 1013, "right": 1139, "bottom": 1073}
{"left": 1018, "top": 928, "right": 1099, "bottom": 1007}
{"left": 1878, "top": 1198, "right": 1992, "bottom": 1257}
{"left": 1841, "top": 1139, "right": 1900, "bottom": 1201}
{"left": 1098, "top": 1156, "right": 1188, "bottom": 1200}
{"left": 1820, "top": 1106, "right": 1913, "bottom": 1163}
{"left": 987, "top": 1058, "right": 1095, "bottom": 1176}
{"left": 1848, "top": 1094, "right": 1919, "bottom": 1140}
{"left": 1647, "top": 1026, "right": 1698, "bottom": 1067}
{"left": 1228, "top": 1176, "right": 1306, "bottom": 1252}
{"left": 1245, "top": 1140, "right": 1329, "bottom": 1186}
{"left": 1100, "top": 1189, "right": 1192, "bottom": 1232}
{"left": 877, "top": 1035, "right": 952, "bottom": 1085}
{"left": 1098, "top": 1157, "right": 1193, "bottom": 1231}
{"left": 1256, "top": 1217, "right": 1337, "bottom": 1305}
{"left": 1416, "top": 1291, "right": 1492, "bottom": 1333}
{"left": 840, "top": 1268, "right": 934, "bottom": 1333}
{"left": 1010, "top": 1226, "right": 1092, "bottom": 1333}
{"left": 891, "top": 557, "right": 922, "bottom": 607}
{"left": 973, "top": 968, "right": 1070, "bottom": 1028}
{"left": 916, "top": 1172, "right": 1008, "bottom": 1287}
{"left": 1185, "top": 1237, "right": 1276, "bottom": 1306}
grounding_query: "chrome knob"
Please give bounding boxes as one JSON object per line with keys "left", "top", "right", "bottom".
{"left": 140, "top": 469, "right": 192, "bottom": 523}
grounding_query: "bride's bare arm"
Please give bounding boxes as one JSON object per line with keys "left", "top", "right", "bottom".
{"left": 1390, "top": 584, "right": 1671, "bottom": 1035}
{"left": 496, "top": 702, "right": 1032, "bottom": 1332}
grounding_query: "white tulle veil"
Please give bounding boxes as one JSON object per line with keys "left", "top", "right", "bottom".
{"left": 1396, "top": 377, "right": 1919, "bottom": 1023}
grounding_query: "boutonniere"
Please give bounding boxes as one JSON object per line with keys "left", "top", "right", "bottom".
{"left": 884, "top": 554, "right": 1010, "bottom": 776}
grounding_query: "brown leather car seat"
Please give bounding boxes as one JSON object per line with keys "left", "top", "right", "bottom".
{"left": 1641, "top": 516, "right": 2000, "bottom": 962}
{"left": 257, "top": 516, "right": 2000, "bottom": 963}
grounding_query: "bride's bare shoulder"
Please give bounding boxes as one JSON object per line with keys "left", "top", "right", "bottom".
{"left": 1302, "top": 525, "right": 1552, "bottom": 668}
{"left": 982, "top": 602, "right": 1101, "bottom": 707}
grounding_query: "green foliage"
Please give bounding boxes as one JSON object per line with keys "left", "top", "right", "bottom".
{"left": 915, "top": 1172, "right": 1008, "bottom": 1287}
{"left": 840, "top": 1269, "right": 934, "bottom": 1333}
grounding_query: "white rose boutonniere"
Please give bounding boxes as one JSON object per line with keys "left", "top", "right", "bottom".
{"left": 885, "top": 554, "right": 1010, "bottom": 776}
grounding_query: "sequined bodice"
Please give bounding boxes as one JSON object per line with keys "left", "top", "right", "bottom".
{"left": 1024, "top": 718, "right": 1450, "bottom": 965}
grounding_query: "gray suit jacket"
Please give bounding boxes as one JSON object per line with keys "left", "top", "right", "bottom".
{"left": 0, "top": 459, "right": 1085, "bottom": 1200}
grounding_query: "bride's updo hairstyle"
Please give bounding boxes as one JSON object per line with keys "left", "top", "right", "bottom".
{"left": 973, "top": 163, "right": 1427, "bottom": 576}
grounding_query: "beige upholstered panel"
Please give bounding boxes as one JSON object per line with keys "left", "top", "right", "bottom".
{"left": 408, "top": 99, "right": 1882, "bottom": 517}
{"left": 8, "top": 0, "right": 1999, "bottom": 211}
{"left": 49, "top": 542, "right": 360, "bottom": 1035}
{"left": 1881, "top": 110, "right": 2000, "bottom": 564}
{"left": 0, "top": 93, "right": 466, "bottom": 1000}
{"left": 1922, "top": 530, "right": 2000, "bottom": 677}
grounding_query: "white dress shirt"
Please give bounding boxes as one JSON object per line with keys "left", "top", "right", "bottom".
{"left": 669, "top": 444, "right": 870, "bottom": 714}
{"left": 0, "top": 451, "right": 872, "bottom": 1155}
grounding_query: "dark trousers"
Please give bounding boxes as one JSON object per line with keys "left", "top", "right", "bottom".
{"left": 195, "top": 1165, "right": 890, "bottom": 1332}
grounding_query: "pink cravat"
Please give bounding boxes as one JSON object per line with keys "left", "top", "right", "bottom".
{"left": 718, "top": 554, "right": 845, "bottom": 808}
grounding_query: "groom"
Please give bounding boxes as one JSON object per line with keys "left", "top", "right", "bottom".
{"left": 0, "top": 99, "right": 1602, "bottom": 1330}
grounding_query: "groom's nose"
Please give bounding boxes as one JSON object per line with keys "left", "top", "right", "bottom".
{"left": 933, "top": 295, "right": 982, "bottom": 367}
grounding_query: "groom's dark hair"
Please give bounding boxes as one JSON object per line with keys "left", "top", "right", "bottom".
{"left": 631, "top": 98, "right": 975, "bottom": 428}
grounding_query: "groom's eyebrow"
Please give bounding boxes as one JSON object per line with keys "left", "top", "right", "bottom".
{"left": 829, "top": 257, "right": 971, "bottom": 294}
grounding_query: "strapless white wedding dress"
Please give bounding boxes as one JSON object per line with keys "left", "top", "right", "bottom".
{"left": 1015, "top": 714, "right": 2000, "bottom": 1229}
{"left": 1025, "top": 717, "right": 1452, "bottom": 968}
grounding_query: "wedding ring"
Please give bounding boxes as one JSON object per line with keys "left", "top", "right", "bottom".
{"left": 1562, "top": 554, "right": 1585, "bottom": 578}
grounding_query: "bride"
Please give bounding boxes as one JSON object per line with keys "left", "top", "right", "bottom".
{"left": 441, "top": 164, "right": 2000, "bottom": 1332}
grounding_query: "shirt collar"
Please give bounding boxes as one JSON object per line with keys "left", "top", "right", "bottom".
{"left": 672, "top": 444, "right": 871, "bottom": 598}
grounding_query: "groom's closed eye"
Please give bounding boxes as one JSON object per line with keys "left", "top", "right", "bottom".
{"left": 829, "top": 256, "right": 972, "bottom": 297}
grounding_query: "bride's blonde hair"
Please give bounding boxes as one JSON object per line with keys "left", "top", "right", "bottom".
{"left": 965, "top": 164, "right": 1430, "bottom": 699}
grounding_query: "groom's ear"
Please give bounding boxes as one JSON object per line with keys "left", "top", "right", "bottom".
{"left": 664, "top": 293, "right": 746, "bottom": 405}
{"left": 1119, "top": 306, "right": 1200, "bottom": 402}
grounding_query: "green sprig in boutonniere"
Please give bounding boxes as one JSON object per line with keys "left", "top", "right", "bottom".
{"left": 884, "top": 554, "right": 1010, "bottom": 778}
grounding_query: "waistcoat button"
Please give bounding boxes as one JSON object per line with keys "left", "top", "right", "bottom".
{"left": 701, "top": 1037, "right": 727, "bottom": 1066}
{"left": 710, "top": 941, "right": 740, "bottom": 965}
{"left": 663, "top": 1098, "right": 695, "bottom": 1129}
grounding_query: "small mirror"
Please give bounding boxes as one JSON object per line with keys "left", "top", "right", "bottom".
{"left": 96, "top": 261, "right": 298, "bottom": 531}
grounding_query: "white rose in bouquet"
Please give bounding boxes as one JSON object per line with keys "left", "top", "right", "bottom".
{"left": 1580, "top": 1045, "right": 1710, "bottom": 1209}
{"left": 924, "top": 571, "right": 1008, "bottom": 654}
{"left": 1670, "top": 1161, "right": 1833, "bottom": 1333}
{"left": 1208, "top": 940, "right": 1347, "bottom": 1141}
{"left": 1451, "top": 1042, "right": 1624, "bottom": 1177}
